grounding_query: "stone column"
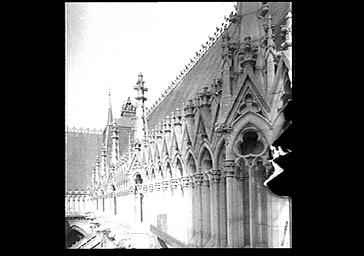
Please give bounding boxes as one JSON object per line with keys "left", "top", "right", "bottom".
{"left": 79, "top": 197, "right": 82, "bottom": 213}
{"left": 189, "top": 177, "right": 197, "bottom": 246}
{"left": 134, "top": 186, "right": 141, "bottom": 223}
{"left": 154, "top": 182, "right": 161, "bottom": 222}
{"left": 185, "top": 176, "right": 194, "bottom": 245}
{"left": 148, "top": 183, "right": 155, "bottom": 225}
{"left": 236, "top": 169, "right": 245, "bottom": 247}
{"left": 206, "top": 169, "right": 221, "bottom": 247}
{"left": 232, "top": 176, "right": 239, "bottom": 247}
{"left": 219, "top": 172, "right": 227, "bottom": 247}
{"left": 201, "top": 176, "right": 211, "bottom": 246}
{"left": 69, "top": 197, "right": 72, "bottom": 214}
{"left": 223, "top": 160, "right": 237, "bottom": 247}
{"left": 76, "top": 197, "right": 80, "bottom": 213}
{"left": 170, "top": 178, "right": 181, "bottom": 240}
{"left": 109, "top": 194, "right": 113, "bottom": 215}
{"left": 248, "top": 165, "right": 257, "bottom": 247}
{"left": 81, "top": 197, "right": 85, "bottom": 214}
{"left": 66, "top": 197, "right": 69, "bottom": 213}
{"left": 101, "top": 195, "right": 104, "bottom": 213}
{"left": 96, "top": 196, "right": 99, "bottom": 212}
{"left": 193, "top": 173, "right": 204, "bottom": 247}
{"left": 141, "top": 185, "right": 148, "bottom": 223}
{"left": 181, "top": 176, "right": 192, "bottom": 243}
{"left": 255, "top": 165, "right": 268, "bottom": 247}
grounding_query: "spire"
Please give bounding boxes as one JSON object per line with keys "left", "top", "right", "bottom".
{"left": 111, "top": 118, "right": 119, "bottom": 166}
{"left": 133, "top": 73, "right": 148, "bottom": 146}
{"left": 107, "top": 87, "right": 113, "bottom": 125}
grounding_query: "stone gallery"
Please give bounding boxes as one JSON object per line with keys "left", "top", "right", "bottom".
{"left": 65, "top": 2, "right": 293, "bottom": 248}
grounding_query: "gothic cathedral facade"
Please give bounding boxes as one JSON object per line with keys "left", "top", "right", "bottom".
{"left": 66, "top": 2, "right": 293, "bottom": 248}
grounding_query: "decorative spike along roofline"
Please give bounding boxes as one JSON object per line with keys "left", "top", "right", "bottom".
{"left": 148, "top": 80, "right": 216, "bottom": 133}
{"left": 66, "top": 126, "right": 104, "bottom": 134}
{"left": 145, "top": 6, "right": 234, "bottom": 117}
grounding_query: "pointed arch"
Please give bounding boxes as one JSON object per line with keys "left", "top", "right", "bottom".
{"left": 164, "top": 160, "right": 173, "bottom": 179}
{"left": 172, "top": 153, "right": 184, "bottom": 178}
{"left": 193, "top": 109, "right": 209, "bottom": 145}
{"left": 161, "top": 136, "right": 170, "bottom": 158}
{"left": 226, "top": 75, "right": 271, "bottom": 125}
{"left": 156, "top": 164, "right": 164, "bottom": 181}
{"left": 226, "top": 112, "right": 274, "bottom": 160}
{"left": 153, "top": 143, "right": 161, "bottom": 163}
{"left": 181, "top": 122, "right": 193, "bottom": 151}
{"left": 150, "top": 167, "right": 156, "bottom": 182}
{"left": 170, "top": 130, "right": 180, "bottom": 157}
{"left": 197, "top": 141, "right": 215, "bottom": 170}
{"left": 214, "top": 136, "right": 226, "bottom": 170}
{"left": 184, "top": 150, "right": 198, "bottom": 175}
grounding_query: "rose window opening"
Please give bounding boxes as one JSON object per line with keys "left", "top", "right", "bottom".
{"left": 235, "top": 130, "right": 266, "bottom": 157}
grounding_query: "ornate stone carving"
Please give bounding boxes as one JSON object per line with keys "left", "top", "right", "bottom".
{"left": 207, "top": 169, "right": 221, "bottom": 183}
{"left": 215, "top": 123, "right": 233, "bottom": 135}
{"left": 257, "top": 2, "right": 269, "bottom": 19}
{"left": 162, "top": 180, "right": 170, "bottom": 191}
{"left": 154, "top": 182, "right": 161, "bottom": 192}
{"left": 193, "top": 173, "right": 204, "bottom": 186}
{"left": 170, "top": 178, "right": 180, "bottom": 189}
{"left": 228, "top": 10, "right": 242, "bottom": 24}
{"left": 223, "top": 160, "right": 237, "bottom": 177}
{"left": 280, "top": 11, "right": 292, "bottom": 50}
{"left": 238, "top": 36, "right": 259, "bottom": 71}
{"left": 197, "top": 86, "right": 212, "bottom": 106}
{"left": 181, "top": 176, "right": 191, "bottom": 187}
{"left": 148, "top": 184, "right": 154, "bottom": 193}
{"left": 184, "top": 99, "right": 195, "bottom": 118}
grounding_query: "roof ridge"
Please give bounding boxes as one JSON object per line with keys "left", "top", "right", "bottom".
{"left": 146, "top": 7, "right": 236, "bottom": 118}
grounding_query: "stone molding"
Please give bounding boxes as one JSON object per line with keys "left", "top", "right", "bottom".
{"left": 207, "top": 169, "right": 222, "bottom": 183}
{"left": 193, "top": 173, "right": 204, "bottom": 186}
{"left": 222, "top": 160, "right": 236, "bottom": 177}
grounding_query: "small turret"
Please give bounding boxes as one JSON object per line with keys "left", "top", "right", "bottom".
{"left": 133, "top": 73, "right": 148, "bottom": 147}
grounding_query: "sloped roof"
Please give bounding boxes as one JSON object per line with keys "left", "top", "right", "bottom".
{"left": 146, "top": 2, "right": 291, "bottom": 130}
{"left": 146, "top": 25, "right": 232, "bottom": 130}
{"left": 66, "top": 131, "right": 103, "bottom": 191}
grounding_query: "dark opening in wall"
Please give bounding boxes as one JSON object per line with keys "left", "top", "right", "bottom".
{"left": 238, "top": 131, "right": 264, "bottom": 155}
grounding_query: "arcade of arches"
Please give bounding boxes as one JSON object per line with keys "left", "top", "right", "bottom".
{"left": 65, "top": 2, "right": 293, "bottom": 248}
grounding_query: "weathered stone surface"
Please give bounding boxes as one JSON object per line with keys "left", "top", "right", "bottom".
{"left": 67, "top": 2, "right": 293, "bottom": 249}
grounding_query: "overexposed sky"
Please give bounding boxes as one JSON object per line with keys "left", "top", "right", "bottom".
{"left": 66, "top": 2, "right": 236, "bottom": 130}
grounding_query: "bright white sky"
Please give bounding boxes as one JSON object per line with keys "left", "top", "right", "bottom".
{"left": 66, "top": 2, "right": 236, "bottom": 130}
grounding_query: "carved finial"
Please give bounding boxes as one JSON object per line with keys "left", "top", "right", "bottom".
{"left": 138, "top": 72, "right": 143, "bottom": 81}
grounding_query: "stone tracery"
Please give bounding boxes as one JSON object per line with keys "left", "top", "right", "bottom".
{"left": 66, "top": 2, "right": 293, "bottom": 249}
